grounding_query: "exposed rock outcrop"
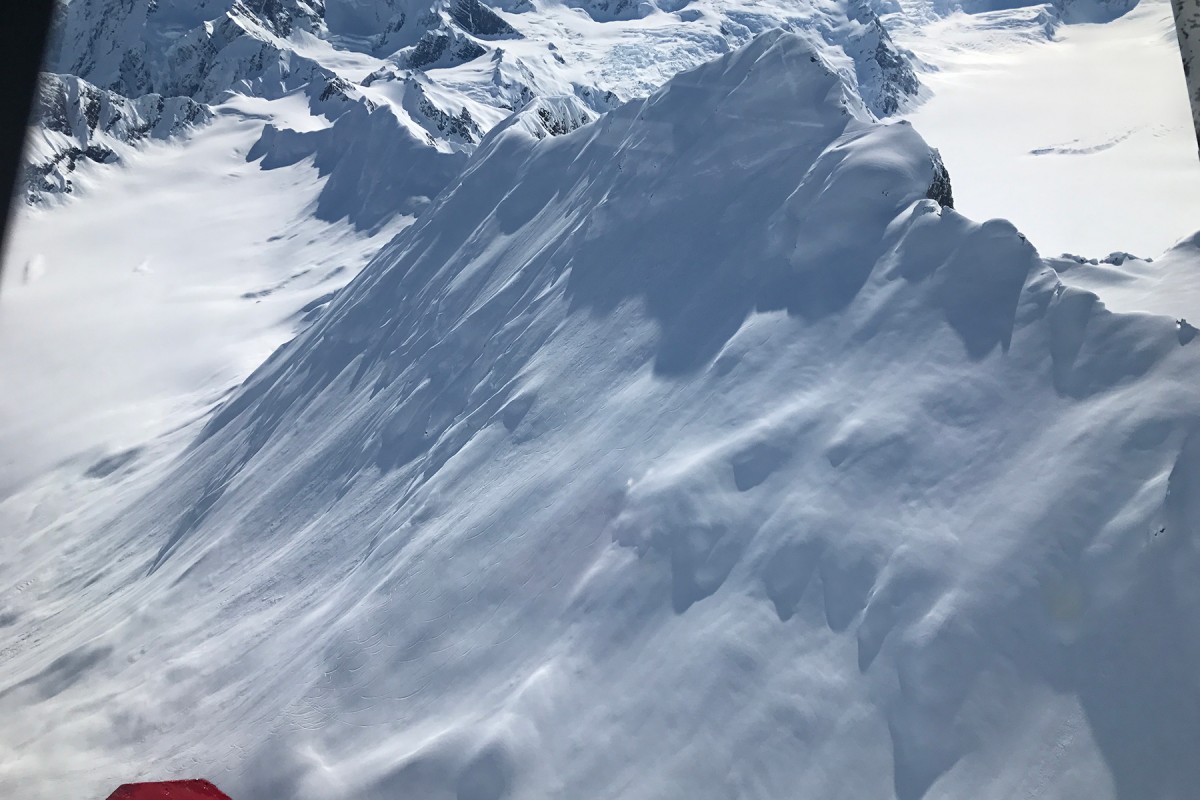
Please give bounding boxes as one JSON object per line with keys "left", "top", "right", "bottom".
{"left": 927, "top": 148, "right": 954, "bottom": 208}
{"left": 25, "top": 73, "right": 211, "bottom": 202}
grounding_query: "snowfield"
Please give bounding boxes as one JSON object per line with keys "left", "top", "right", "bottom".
{"left": 895, "top": 0, "right": 1200, "bottom": 258}
{"left": 0, "top": 108, "right": 410, "bottom": 494}
{"left": 2, "top": 2, "right": 1200, "bottom": 800}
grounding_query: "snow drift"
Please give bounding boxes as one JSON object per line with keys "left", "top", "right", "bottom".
{"left": 3, "top": 27, "right": 1200, "bottom": 800}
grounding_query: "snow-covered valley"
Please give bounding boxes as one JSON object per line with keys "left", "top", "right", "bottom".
{"left": 2, "top": 1, "right": 1199, "bottom": 799}
{"left": 1, "top": 109, "right": 408, "bottom": 494}
{"left": 895, "top": 0, "right": 1200, "bottom": 257}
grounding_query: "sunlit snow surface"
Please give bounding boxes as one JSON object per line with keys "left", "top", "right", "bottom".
{"left": 1, "top": 5, "right": 1200, "bottom": 800}
{"left": 0, "top": 111, "right": 410, "bottom": 494}
{"left": 895, "top": 0, "right": 1200, "bottom": 258}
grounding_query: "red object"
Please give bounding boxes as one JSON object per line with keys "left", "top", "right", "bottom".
{"left": 105, "top": 780, "right": 232, "bottom": 800}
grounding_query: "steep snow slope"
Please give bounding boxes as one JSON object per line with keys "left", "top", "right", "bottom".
{"left": 4, "top": 0, "right": 927, "bottom": 485}
{"left": 4, "top": 30, "right": 1200, "bottom": 800}
{"left": 894, "top": 0, "right": 1200, "bottom": 257}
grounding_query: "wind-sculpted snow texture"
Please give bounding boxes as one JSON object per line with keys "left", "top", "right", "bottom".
{"left": 29, "top": 0, "right": 921, "bottom": 211}
{"left": 4, "top": 29, "right": 1200, "bottom": 800}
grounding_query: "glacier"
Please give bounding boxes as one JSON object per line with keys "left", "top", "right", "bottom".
{"left": 27, "top": 0, "right": 920, "bottom": 213}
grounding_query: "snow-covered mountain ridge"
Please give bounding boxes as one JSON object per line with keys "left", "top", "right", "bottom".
{"left": 4, "top": 24, "right": 1200, "bottom": 800}
{"left": 23, "top": 72, "right": 211, "bottom": 202}
{"left": 27, "top": 0, "right": 921, "bottom": 213}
